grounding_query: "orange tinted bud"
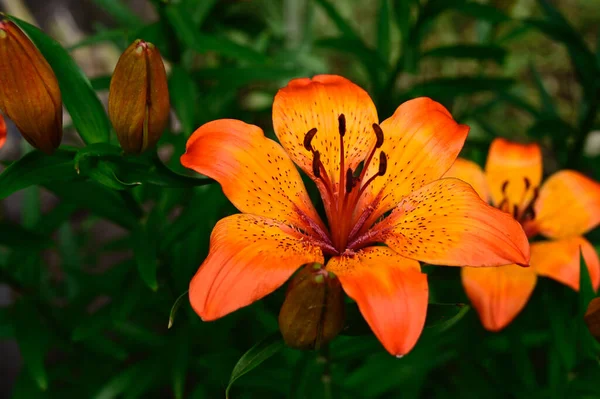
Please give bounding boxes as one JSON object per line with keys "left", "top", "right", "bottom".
{"left": 0, "top": 113, "right": 6, "bottom": 149}
{"left": 108, "top": 39, "right": 170, "bottom": 154}
{"left": 0, "top": 19, "right": 62, "bottom": 154}
{"left": 278, "top": 263, "right": 345, "bottom": 350}
{"left": 585, "top": 297, "right": 600, "bottom": 343}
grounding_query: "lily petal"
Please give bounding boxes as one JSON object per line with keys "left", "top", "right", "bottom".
{"left": 327, "top": 247, "right": 428, "bottom": 356}
{"left": 533, "top": 170, "right": 600, "bottom": 239}
{"left": 189, "top": 214, "right": 324, "bottom": 321}
{"left": 0, "top": 113, "right": 6, "bottom": 149}
{"left": 462, "top": 264, "right": 537, "bottom": 331}
{"left": 358, "top": 98, "right": 469, "bottom": 228}
{"left": 370, "top": 178, "right": 530, "bottom": 267}
{"left": 181, "top": 119, "right": 325, "bottom": 232}
{"left": 272, "top": 75, "right": 378, "bottom": 190}
{"left": 444, "top": 158, "right": 489, "bottom": 202}
{"left": 485, "top": 138, "right": 542, "bottom": 211}
{"left": 531, "top": 237, "right": 600, "bottom": 291}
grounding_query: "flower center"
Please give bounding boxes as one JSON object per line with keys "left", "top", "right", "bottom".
{"left": 303, "top": 114, "right": 387, "bottom": 253}
{"left": 497, "top": 177, "right": 539, "bottom": 237}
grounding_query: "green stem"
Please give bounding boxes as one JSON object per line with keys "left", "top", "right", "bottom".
{"left": 319, "top": 345, "right": 333, "bottom": 399}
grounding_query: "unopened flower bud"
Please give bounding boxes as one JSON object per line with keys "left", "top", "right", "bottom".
{"left": 278, "top": 263, "right": 345, "bottom": 350}
{"left": 0, "top": 19, "right": 62, "bottom": 154}
{"left": 108, "top": 39, "right": 170, "bottom": 154}
{"left": 584, "top": 297, "right": 600, "bottom": 343}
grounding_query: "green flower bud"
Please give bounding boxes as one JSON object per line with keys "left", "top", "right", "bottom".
{"left": 278, "top": 263, "right": 345, "bottom": 350}
{"left": 585, "top": 297, "right": 600, "bottom": 343}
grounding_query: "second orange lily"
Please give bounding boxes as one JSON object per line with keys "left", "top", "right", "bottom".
{"left": 446, "top": 138, "right": 600, "bottom": 331}
{"left": 181, "top": 75, "right": 530, "bottom": 356}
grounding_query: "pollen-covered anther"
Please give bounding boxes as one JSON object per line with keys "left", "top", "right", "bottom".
{"left": 304, "top": 127, "right": 317, "bottom": 152}
{"left": 338, "top": 114, "right": 346, "bottom": 137}
{"left": 378, "top": 151, "right": 388, "bottom": 176}
{"left": 312, "top": 150, "right": 321, "bottom": 178}
{"left": 372, "top": 123, "right": 384, "bottom": 148}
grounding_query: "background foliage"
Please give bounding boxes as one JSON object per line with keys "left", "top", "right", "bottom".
{"left": 1, "top": 0, "right": 600, "bottom": 398}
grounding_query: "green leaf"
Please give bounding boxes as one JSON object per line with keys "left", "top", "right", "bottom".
{"left": 343, "top": 302, "right": 469, "bottom": 336}
{"left": 422, "top": 304, "right": 470, "bottom": 335}
{"left": 169, "top": 66, "right": 198, "bottom": 134}
{"left": 314, "top": 0, "right": 360, "bottom": 40}
{"left": 46, "top": 181, "right": 139, "bottom": 229}
{"left": 316, "top": 37, "right": 386, "bottom": 90}
{"left": 0, "top": 149, "right": 79, "bottom": 199}
{"left": 454, "top": 2, "right": 510, "bottom": 24}
{"left": 89, "top": 160, "right": 142, "bottom": 190}
{"left": 376, "top": 0, "right": 391, "bottom": 62}
{"left": 194, "top": 66, "right": 303, "bottom": 90}
{"left": 226, "top": 332, "right": 285, "bottom": 399}
{"left": 93, "top": 363, "right": 143, "bottom": 399}
{"left": 132, "top": 222, "right": 159, "bottom": 291}
{"left": 92, "top": 0, "right": 143, "bottom": 28}
{"left": 9, "top": 16, "right": 111, "bottom": 145}
{"left": 170, "top": 329, "right": 189, "bottom": 399}
{"left": 529, "top": 64, "right": 557, "bottom": 117}
{"left": 403, "top": 77, "right": 514, "bottom": 100}
{"left": 0, "top": 222, "right": 51, "bottom": 250}
{"left": 89, "top": 75, "right": 112, "bottom": 91}
{"left": 393, "top": 0, "right": 412, "bottom": 45}
{"left": 422, "top": 44, "right": 507, "bottom": 64}
{"left": 528, "top": 118, "right": 576, "bottom": 141}
{"left": 184, "top": 0, "right": 218, "bottom": 26}
{"left": 13, "top": 300, "right": 49, "bottom": 390}
{"left": 68, "top": 28, "right": 126, "bottom": 50}
{"left": 525, "top": 14, "right": 597, "bottom": 98}
{"left": 579, "top": 250, "right": 595, "bottom": 315}
{"left": 168, "top": 290, "right": 189, "bottom": 329}
{"left": 164, "top": 4, "right": 266, "bottom": 63}
{"left": 74, "top": 144, "right": 213, "bottom": 188}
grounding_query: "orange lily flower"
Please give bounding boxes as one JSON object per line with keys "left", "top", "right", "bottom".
{"left": 0, "top": 113, "right": 6, "bottom": 149}
{"left": 181, "top": 75, "right": 530, "bottom": 356}
{"left": 446, "top": 138, "right": 600, "bottom": 331}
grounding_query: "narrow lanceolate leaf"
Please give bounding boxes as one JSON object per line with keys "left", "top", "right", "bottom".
{"left": 314, "top": 0, "right": 360, "bottom": 40}
{"left": 578, "top": 251, "right": 600, "bottom": 357}
{"left": 132, "top": 222, "right": 159, "bottom": 291}
{"left": 168, "top": 290, "right": 189, "bottom": 329}
{"left": 529, "top": 64, "right": 557, "bottom": 117}
{"left": 423, "top": 304, "right": 470, "bottom": 335}
{"left": 8, "top": 15, "right": 111, "bottom": 144}
{"left": 164, "top": 4, "right": 266, "bottom": 63}
{"left": 403, "top": 77, "right": 514, "bottom": 100}
{"left": 376, "top": 0, "right": 391, "bottom": 62}
{"left": 13, "top": 300, "right": 49, "bottom": 391}
{"left": 46, "top": 181, "right": 139, "bottom": 230}
{"left": 92, "top": 0, "right": 143, "bottom": 29}
{"left": 342, "top": 303, "right": 468, "bottom": 336}
{"left": 169, "top": 66, "right": 198, "bottom": 135}
{"left": 0, "top": 149, "right": 79, "bottom": 199}
{"left": 226, "top": 333, "right": 285, "bottom": 399}
{"left": 422, "top": 44, "right": 507, "bottom": 64}
{"left": 454, "top": 2, "right": 510, "bottom": 24}
{"left": 579, "top": 250, "right": 595, "bottom": 317}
